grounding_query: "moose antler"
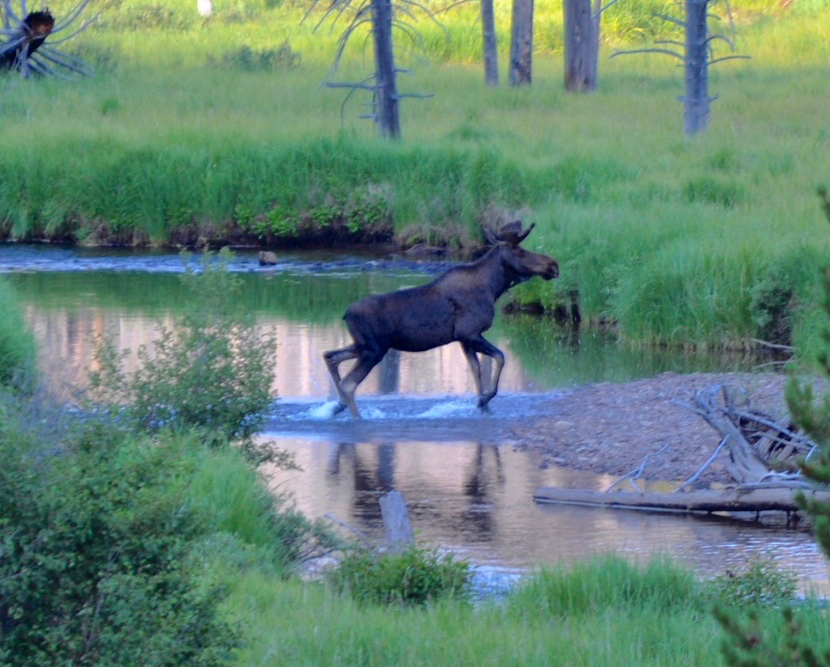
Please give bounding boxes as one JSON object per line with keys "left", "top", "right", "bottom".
{"left": 494, "top": 220, "right": 535, "bottom": 247}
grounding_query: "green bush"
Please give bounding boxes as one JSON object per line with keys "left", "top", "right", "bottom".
{"left": 0, "top": 406, "right": 238, "bottom": 666}
{"left": 212, "top": 42, "right": 301, "bottom": 71}
{"left": 0, "top": 279, "right": 36, "bottom": 391}
{"left": 709, "top": 557, "right": 798, "bottom": 609}
{"left": 89, "top": 248, "right": 276, "bottom": 446}
{"left": 329, "top": 546, "right": 473, "bottom": 607}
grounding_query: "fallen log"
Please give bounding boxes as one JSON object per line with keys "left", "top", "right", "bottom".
{"left": 533, "top": 486, "right": 830, "bottom": 515}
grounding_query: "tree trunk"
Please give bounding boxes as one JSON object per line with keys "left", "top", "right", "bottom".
{"left": 684, "top": 0, "right": 709, "bottom": 135}
{"left": 509, "top": 0, "right": 534, "bottom": 86}
{"left": 371, "top": 0, "right": 401, "bottom": 139}
{"left": 563, "top": 0, "right": 599, "bottom": 92}
{"left": 481, "top": 0, "right": 499, "bottom": 86}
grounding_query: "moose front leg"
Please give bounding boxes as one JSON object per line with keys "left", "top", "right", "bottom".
{"left": 462, "top": 338, "right": 505, "bottom": 410}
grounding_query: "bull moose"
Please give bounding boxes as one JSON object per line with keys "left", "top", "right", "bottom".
{"left": 323, "top": 221, "right": 559, "bottom": 417}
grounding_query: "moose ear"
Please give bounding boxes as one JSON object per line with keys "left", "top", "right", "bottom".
{"left": 483, "top": 225, "right": 499, "bottom": 245}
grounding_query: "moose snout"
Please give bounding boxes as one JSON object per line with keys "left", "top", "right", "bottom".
{"left": 544, "top": 260, "right": 560, "bottom": 280}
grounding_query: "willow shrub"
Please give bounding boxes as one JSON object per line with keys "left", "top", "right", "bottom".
{"left": 0, "top": 279, "right": 36, "bottom": 390}
{"left": 89, "top": 248, "right": 276, "bottom": 446}
{"left": 0, "top": 409, "right": 239, "bottom": 666}
{"left": 329, "top": 546, "right": 473, "bottom": 607}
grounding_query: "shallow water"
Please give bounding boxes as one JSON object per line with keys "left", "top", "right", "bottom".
{"left": 4, "top": 243, "right": 828, "bottom": 593}
{"left": 263, "top": 395, "right": 830, "bottom": 595}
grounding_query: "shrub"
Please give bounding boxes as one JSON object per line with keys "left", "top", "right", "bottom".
{"left": 0, "top": 278, "right": 36, "bottom": 391}
{"left": 89, "top": 248, "right": 276, "bottom": 446}
{"left": 709, "top": 557, "right": 798, "bottom": 609}
{"left": 0, "top": 405, "right": 239, "bottom": 666}
{"left": 329, "top": 546, "right": 473, "bottom": 607}
{"left": 212, "top": 42, "right": 301, "bottom": 71}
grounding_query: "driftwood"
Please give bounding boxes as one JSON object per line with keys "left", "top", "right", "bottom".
{"left": 378, "top": 490, "right": 415, "bottom": 551}
{"left": 534, "top": 384, "right": 822, "bottom": 518}
{"left": 326, "top": 490, "right": 414, "bottom": 551}
{"left": 682, "top": 384, "right": 815, "bottom": 485}
{"left": 534, "top": 486, "right": 830, "bottom": 515}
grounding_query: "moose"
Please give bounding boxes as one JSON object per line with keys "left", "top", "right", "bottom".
{"left": 323, "top": 221, "right": 559, "bottom": 417}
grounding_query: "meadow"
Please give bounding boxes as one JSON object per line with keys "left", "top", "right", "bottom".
{"left": 2, "top": 0, "right": 830, "bottom": 353}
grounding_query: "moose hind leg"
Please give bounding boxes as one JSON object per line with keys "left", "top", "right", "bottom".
{"left": 338, "top": 349, "right": 386, "bottom": 418}
{"left": 323, "top": 345, "right": 358, "bottom": 414}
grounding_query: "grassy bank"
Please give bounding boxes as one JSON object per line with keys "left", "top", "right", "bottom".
{"left": 224, "top": 554, "right": 830, "bottom": 667}
{"left": 1, "top": 0, "right": 829, "bottom": 350}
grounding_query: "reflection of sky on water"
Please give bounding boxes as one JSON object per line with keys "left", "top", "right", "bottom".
{"left": 264, "top": 435, "right": 830, "bottom": 595}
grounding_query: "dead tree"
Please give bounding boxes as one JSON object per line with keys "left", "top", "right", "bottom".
{"left": 612, "top": 0, "right": 748, "bottom": 135}
{"left": 563, "top": 0, "right": 600, "bottom": 92}
{"left": 481, "top": 0, "right": 498, "bottom": 86}
{"left": 1, "top": 1, "right": 96, "bottom": 77}
{"left": 306, "top": 0, "right": 438, "bottom": 139}
{"left": 536, "top": 385, "right": 823, "bottom": 518}
{"left": 509, "top": 0, "right": 533, "bottom": 85}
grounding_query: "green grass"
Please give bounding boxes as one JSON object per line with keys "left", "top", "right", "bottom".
{"left": 2, "top": 0, "right": 830, "bottom": 351}
{"left": 221, "top": 554, "right": 830, "bottom": 666}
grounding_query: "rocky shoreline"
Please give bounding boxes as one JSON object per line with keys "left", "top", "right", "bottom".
{"left": 511, "top": 372, "right": 798, "bottom": 486}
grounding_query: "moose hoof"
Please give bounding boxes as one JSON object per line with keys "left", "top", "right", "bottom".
{"left": 331, "top": 402, "right": 348, "bottom": 416}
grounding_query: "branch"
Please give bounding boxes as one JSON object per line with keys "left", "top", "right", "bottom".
{"left": 593, "top": 0, "right": 621, "bottom": 19}
{"left": 605, "top": 443, "right": 670, "bottom": 493}
{"left": 709, "top": 54, "right": 752, "bottom": 66}
{"left": 334, "top": 74, "right": 376, "bottom": 123}
{"left": 325, "top": 80, "right": 378, "bottom": 91}
{"left": 676, "top": 436, "right": 729, "bottom": 492}
{"left": 53, "top": 0, "right": 94, "bottom": 32}
{"left": 36, "top": 46, "right": 93, "bottom": 75}
{"left": 654, "top": 39, "right": 684, "bottom": 49}
{"left": 653, "top": 12, "right": 686, "bottom": 28}
{"left": 612, "top": 47, "right": 684, "bottom": 60}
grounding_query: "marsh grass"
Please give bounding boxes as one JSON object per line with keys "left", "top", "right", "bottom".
{"left": 2, "top": 1, "right": 830, "bottom": 349}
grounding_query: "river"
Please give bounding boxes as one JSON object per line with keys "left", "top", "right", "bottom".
{"left": 4, "top": 242, "right": 829, "bottom": 595}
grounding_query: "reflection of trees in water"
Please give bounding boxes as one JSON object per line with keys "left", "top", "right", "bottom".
{"left": 325, "top": 439, "right": 505, "bottom": 539}
{"left": 326, "top": 441, "right": 397, "bottom": 525}
{"left": 459, "top": 443, "right": 504, "bottom": 538}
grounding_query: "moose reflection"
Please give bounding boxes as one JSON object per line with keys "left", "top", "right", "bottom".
{"left": 324, "top": 221, "right": 559, "bottom": 417}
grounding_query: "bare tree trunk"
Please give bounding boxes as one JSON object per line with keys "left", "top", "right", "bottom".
{"left": 509, "top": 0, "right": 533, "bottom": 86}
{"left": 371, "top": 0, "right": 401, "bottom": 139}
{"left": 684, "top": 0, "right": 709, "bottom": 135}
{"left": 564, "top": 0, "right": 599, "bottom": 92}
{"left": 481, "top": 0, "right": 499, "bottom": 86}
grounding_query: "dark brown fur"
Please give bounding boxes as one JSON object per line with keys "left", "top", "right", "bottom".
{"left": 323, "top": 222, "right": 559, "bottom": 417}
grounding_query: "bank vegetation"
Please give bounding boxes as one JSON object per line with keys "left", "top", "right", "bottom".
{"left": 1, "top": 0, "right": 829, "bottom": 352}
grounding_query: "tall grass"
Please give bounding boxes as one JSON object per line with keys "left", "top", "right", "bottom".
{"left": 224, "top": 554, "right": 830, "bottom": 666}
{"left": 2, "top": 0, "right": 830, "bottom": 349}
